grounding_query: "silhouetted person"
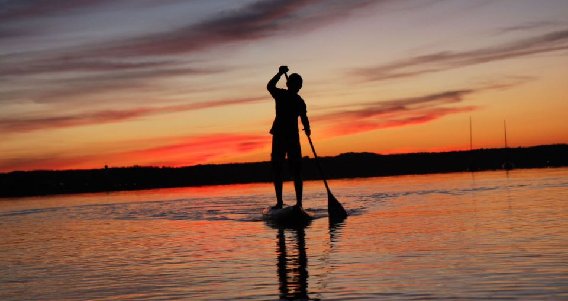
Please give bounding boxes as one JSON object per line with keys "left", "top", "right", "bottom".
{"left": 267, "top": 66, "right": 311, "bottom": 209}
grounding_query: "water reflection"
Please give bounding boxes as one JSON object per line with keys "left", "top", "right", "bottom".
{"left": 273, "top": 220, "right": 347, "bottom": 300}
{"left": 276, "top": 227, "right": 309, "bottom": 300}
{"left": 328, "top": 219, "right": 346, "bottom": 244}
{"left": 4, "top": 169, "right": 565, "bottom": 300}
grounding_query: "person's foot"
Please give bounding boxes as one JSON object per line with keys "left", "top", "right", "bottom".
{"left": 272, "top": 204, "right": 283, "bottom": 209}
{"left": 293, "top": 203, "right": 303, "bottom": 209}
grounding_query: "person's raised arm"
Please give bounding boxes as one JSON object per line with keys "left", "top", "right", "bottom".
{"left": 267, "top": 65, "right": 289, "bottom": 94}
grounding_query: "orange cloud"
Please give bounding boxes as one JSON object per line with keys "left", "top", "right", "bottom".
{"left": 324, "top": 107, "right": 477, "bottom": 136}
{"left": 0, "top": 133, "right": 270, "bottom": 172}
{"left": 120, "top": 133, "right": 270, "bottom": 167}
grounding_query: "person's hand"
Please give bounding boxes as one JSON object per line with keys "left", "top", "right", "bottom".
{"left": 278, "top": 65, "right": 289, "bottom": 74}
{"left": 305, "top": 128, "right": 311, "bottom": 137}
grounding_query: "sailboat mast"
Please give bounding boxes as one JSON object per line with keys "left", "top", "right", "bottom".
{"left": 504, "top": 120, "right": 508, "bottom": 148}
{"left": 469, "top": 116, "right": 473, "bottom": 151}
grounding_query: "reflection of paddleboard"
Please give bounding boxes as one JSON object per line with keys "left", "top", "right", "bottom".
{"left": 262, "top": 205, "right": 312, "bottom": 226}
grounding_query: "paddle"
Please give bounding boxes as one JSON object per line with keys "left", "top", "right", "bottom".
{"left": 305, "top": 134, "right": 348, "bottom": 222}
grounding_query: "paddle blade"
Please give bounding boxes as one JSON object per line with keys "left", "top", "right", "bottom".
{"left": 327, "top": 190, "right": 347, "bottom": 223}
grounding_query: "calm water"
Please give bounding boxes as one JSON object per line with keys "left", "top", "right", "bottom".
{"left": 1, "top": 168, "right": 567, "bottom": 300}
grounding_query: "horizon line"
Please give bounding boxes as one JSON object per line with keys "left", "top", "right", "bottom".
{"left": 2, "top": 143, "right": 566, "bottom": 174}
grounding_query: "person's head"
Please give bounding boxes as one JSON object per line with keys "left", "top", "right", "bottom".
{"left": 286, "top": 73, "right": 302, "bottom": 93}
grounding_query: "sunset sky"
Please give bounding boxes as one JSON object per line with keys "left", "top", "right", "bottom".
{"left": 1, "top": 0, "right": 567, "bottom": 172}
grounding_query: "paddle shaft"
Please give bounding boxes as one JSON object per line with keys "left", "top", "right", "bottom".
{"left": 307, "top": 134, "right": 348, "bottom": 221}
{"left": 306, "top": 135, "right": 332, "bottom": 194}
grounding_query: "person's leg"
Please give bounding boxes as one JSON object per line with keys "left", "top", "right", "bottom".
{"left": 271, "top": 136, "right": 285, "bottom": 208}
{"left": 293, "top": 173, "right": 303, "bottom": 208}
{"left": 288, "top": 138, "right": 303, "bottom": 207}
{"left": 273, "top": 173, "right": 283, "bottom": 208}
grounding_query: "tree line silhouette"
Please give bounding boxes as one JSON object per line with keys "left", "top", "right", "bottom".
{"left": 1, "top": 144, "right": 566, "bottom": 197}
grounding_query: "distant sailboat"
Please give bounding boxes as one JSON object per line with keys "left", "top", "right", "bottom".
{"left": 502, "top": 120, "right": 515, "bottom": 170}
{"left": 470, "top": 116, "right": 473, "bottom": 152}
{"left": 468, "top": 116, "right": 477, "bottom": 171}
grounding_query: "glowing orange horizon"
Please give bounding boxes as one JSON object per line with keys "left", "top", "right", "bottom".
{"left": 1, "top": 2, "right": 567, "bottom": 173}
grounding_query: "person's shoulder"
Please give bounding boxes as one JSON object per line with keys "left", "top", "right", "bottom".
{"left": 271, "top": 87, "right": 286, "bottom": 97}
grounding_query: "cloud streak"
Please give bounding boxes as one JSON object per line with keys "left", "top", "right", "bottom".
{"left": 0, "top": 0, "right": 114, "bottom": 22}
{"left": 123, "top": 133, "right": 270, "bottom": 167}
{"left": 0, "top": 96, "right": 265, "bottom": 134}
{"left": 315, "top": 75, "right": 533, "bottom": 136}
{"left": 495, "top": 21, "right": 564, "bottom": 34}
{"left": 352, "top": 29, "right": 568, "bottom": 82}
{"left": 93, "top": 0, "right": 376, "bottom": 57}
{"left": 0, "top": 133, "right": 270, "bottom": 171}
{"left": 19, "top": 65, "right": 226, "bottom": 104}
{"left": 324, "top": 106, "right": 477, "bottom": 136}
{"left": 2, "top": 0, "right": 376, "bottom": 71}
{"left": 315, "top": 89, "right": 478, "bottom": 136}
{"left": 0, "top": 0, "right": 378, "bottom": 108}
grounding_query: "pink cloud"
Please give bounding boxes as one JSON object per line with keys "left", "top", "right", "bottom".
{"left": 0, "top": 133, "right": 270, "bottom": 172}
{"left": 124, "top": 133, "right": 270, "bottom": 167}
{"left": 312, "top": 78, "right": 528, "bottom": 137}
{"left": 312, "top": 89, "right": 479, "bottom": 136}
{"left": 325, "top": 107, "right": 477, "bottom": 136}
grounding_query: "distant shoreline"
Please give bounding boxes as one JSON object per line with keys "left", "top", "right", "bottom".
{"left": 1, "top": 144, "right": 566, "bottom": 198}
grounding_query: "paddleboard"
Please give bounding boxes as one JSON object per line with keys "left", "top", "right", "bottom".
{"left": 262, "top": 205, "right": 312, "bottom": 226}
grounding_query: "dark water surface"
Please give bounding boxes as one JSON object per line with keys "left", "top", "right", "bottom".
{"left": 1, "top": 168, "right": 567, "bottom": 300}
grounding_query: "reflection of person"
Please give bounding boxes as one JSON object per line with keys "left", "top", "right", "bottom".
{"left": 276, "top": 228, "right": 308, "bottom": 300}
{"left": 267, "top": 65, "right": 311, "bottom": 209}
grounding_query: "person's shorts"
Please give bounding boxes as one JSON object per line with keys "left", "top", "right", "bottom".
{"left": 271, "top": 135, "right": 302, "bottom": 171}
